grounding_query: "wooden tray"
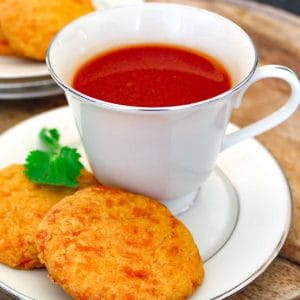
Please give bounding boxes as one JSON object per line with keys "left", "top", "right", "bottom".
{"left": 0, "top": 0, "right": 299, "bottom": 299}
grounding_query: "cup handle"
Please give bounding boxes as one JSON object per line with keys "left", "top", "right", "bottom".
{"left": 222, "top": 65, "right": 300, "bottom": 150}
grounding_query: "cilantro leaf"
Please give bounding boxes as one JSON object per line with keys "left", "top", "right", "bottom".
{"left": 24, "top": 128, "right": 83, "bottom": 187}
{"left": 39, "top": 128, "right": 60, "bottom": 151}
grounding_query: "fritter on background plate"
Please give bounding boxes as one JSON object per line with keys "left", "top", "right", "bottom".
{"left": 0, "top": 0, "right": 94, "bottom": 60}
{"left": 0, "top": 24, "right": 14, "bottom": 55}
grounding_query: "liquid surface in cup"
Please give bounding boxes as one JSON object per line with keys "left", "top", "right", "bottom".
{"left": 73, "top": 44, "right": 232, "bottom": 107}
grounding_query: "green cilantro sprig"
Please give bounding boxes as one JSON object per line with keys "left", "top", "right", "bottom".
{"left": 24, "top": 128, "right": 83, "bottom": 187}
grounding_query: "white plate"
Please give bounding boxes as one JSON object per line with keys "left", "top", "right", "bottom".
{"left": 0, "top": 77, "right": 55, "bottom": 89}
{"left": 0, "top": 107, "right": 291, "bottom": 300}
{"left": 0, "top": 56, "right": 49, "bottom": 80}
{"left": 95, "top": 0, "right": 145, "bottom": 8}
{"left": 0, "top": 85, "right": 63, "bottom": 100}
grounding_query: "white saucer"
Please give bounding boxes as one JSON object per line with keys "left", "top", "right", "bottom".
{"left": 0, "top": 107, "right": 291, "bottom": 300}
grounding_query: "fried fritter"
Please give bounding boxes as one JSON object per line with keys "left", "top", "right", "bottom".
{"left": 0, "top": 24, "right": 14, "bottom": 55}
{"left": 0, "top": 0, "right": 94, "bottom": 60}
{"left": 0, "top": 164, "right": 97, "bottom": 269}
{"left": 36, "top": 185, "right": 204, "bottom": 299}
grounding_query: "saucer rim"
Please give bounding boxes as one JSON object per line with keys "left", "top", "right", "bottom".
{"left": 212, "top": 163, "right": 291, "bottom": 300}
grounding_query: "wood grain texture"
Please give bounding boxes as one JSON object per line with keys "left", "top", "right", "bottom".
{"left": 0, "top": 96, "right": 66, "bottom": 134}
{"left": 0, "top": 0, "right": 299, "bottom": 299}
{"left": 231, "top": 258, "right": 300, "bottom": 300}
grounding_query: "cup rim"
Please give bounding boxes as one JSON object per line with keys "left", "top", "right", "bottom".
{"left": 47, "top": 3, "right": 259, "bottom": 112}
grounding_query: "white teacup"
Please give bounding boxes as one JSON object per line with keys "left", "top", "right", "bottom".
{"left": 47, "top": 3, "right": 300, "bottom": 214}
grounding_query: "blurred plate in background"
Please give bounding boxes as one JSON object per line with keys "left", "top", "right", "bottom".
{"left": 0, "top": 56, "right": 48, "bottom": 80}
{"left": 0, "top": 0, "right": 143, "bottom": 100}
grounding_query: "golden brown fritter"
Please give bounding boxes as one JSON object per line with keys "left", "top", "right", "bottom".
{"left": 0, "top": 24, "right": 14, "bottom": 55}
{"left": 0, "top": 0, "right": 94, "bottom": 60}
{"left": 0, "top": 164, "right": 98, "bottom": 269}
{"left": 36, "top": 185, "right": 204, "bottom": 299}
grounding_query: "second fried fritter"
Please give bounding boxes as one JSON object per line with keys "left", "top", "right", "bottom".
{"left": 0, "top": 164, "right": 97, "bottom": 269}
{"left": 36, "top": 185, "right": 204, "bottom": 299}
{"left": 0, "top": 0, "right": 94, "bottom": 60}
